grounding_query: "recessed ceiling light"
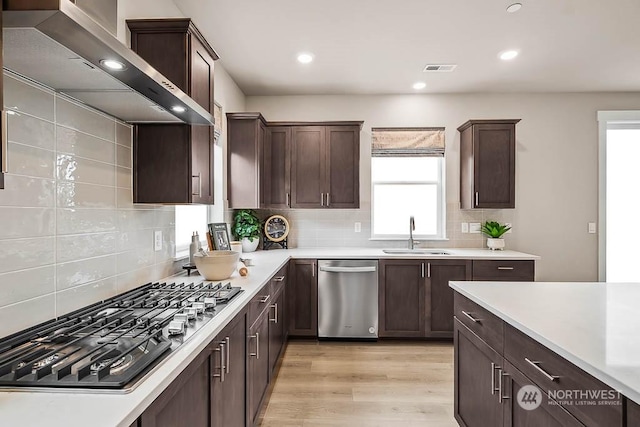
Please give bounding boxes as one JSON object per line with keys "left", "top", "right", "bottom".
{"left": 297, "top": 53, "right": 314, "bottom": 64}
{"left": 499, "top": 50, "right": 519, "bottom": 61}
{"left": 413, "top": 82, "right": 427, "bottom": 90}
{"left": 171, "top": 106, "right": 186, "bottom": 113}
{"left": 100, "top": 59, "right": 126, "bottom": 71}
{"left": 506, "top": 3, "right": 522, "bottom": 13}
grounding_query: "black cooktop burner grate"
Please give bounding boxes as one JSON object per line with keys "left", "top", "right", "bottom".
{"left": 0, "top": 280, "right": 242, "bottom": 390}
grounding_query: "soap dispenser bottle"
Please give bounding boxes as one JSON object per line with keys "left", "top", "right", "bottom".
{"left": 189, "top": 232, "right": 198, "bottom": 265}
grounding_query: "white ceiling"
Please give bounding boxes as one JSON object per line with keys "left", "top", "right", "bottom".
{"left": 173, "top": 0, "right": 640, "bottom": 95}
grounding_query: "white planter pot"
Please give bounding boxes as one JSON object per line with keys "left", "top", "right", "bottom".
{"left": 486, "top": 238, "right": 505, "bottom": 251}
{"left": 241, "top": 237, "right": 259, "bottom": 252}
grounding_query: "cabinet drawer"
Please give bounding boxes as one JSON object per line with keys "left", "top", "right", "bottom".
{"left": 270, "top": 264, "right": 288, "bottom": 297}
{"left": 453, "top": 293, "right": 504, "bottom": 353}
{"left": 248, "top": 284, "right": 272, "bottom": 327}
{"left": 472, "top": 260, "right": 534, "bottom": 281}
{"left": 505, "top": 324, "right": 623, "bottom": 427}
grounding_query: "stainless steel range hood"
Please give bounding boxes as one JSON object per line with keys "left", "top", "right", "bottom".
{"left": 2, "top": 0, "right": 214, "bottom": 125}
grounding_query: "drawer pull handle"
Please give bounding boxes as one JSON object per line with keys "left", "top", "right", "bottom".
{"left": 259, "top": 295, "right": 271, "bottom": 304}
{"left": 525, "top": 357, "right": 559, "bottom": 382}
{"left": 274, "top": 276, "right": 285, "bottom": 282}
{"left": 497, "top": 266, "right": 515, "bottom": 270}
{"left": 462, "top": 311, "right": 481, "bottom": 323}
{"left": 225, "top": 337, "right": 230, "bottom": 374}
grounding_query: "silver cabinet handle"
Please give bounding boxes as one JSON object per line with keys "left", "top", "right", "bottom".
{"left": 427, "top": 262, "right": 431, "bottom": 278}
{"left": 225, "top": 337, "right": 230, "bottom": 374}
{"left": 320, "top": 193, "right": 324, "bottom": 206}
{"left": 491, "top": 362, "right": 497, "bottom": 395}
{"left": 326, "top": 192, "right": 330, "bottom": 206}
{"left": 498, "top": 266, "right": 515, "bottom": 270}
{"left": 212, "top": 342, "right": 225, "bottom": 382}
{"left": 249, "top": 334, "right": 258, "bottom": 358}
{"left": 421, "top": 263, "right": 425, "bottom": 278}
{"left": 270, "top": 303, "right": 278, "bottom": 323}
{"left": 260, "top": 295, "right": 271, "bottom": 304}
{"left": 192, "top": 172, "right": 202, "bottom": 196}
{"left": 319, "top": 266, "right": 377, "bottom": 273}
{"left": 525, "top": 357, "right": 559, "bottom": 382}
{"left": 499, "top": 371, "right": 510, "bottom": 403}
{"left": 286, "top": 192, "right": 290, "bottom": 207}
{"left": 312, "top": 263, "right": 315, "bottom": 277}
{"left": 1, "top": 110, "right": 7, "bottom": 174}
{"left": 475, "top": 191, "right": 479, "bottom": 207}
{"left": 461, "top": 311, "right": 480, "bottom": 323}
{"left": 274, "top": 276, "right": 285, "bottom": 282}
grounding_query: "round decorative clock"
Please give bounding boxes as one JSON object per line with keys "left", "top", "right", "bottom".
{"left": 263, "top": 215, "right": 290, "bottom": 250}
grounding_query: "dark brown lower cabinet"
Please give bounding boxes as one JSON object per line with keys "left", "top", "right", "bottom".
{"left": 379, "top": 260, "right": 426, "bottom": 337}
{"left": 287, "top": 259, "right": 318, "bottom": 337}
{"left": 139, "top": 345, "right": 212, "bottom": 427}
{"left": 628, "top": 399, "right": 640, "bottom": 426}
{"left": 247, "top": 309, "right": 271, "bottom": 425}
{"left": 454, "top": 318, "right": 503, "bottom": 427}
{"left": 269, "top": 288, "right": 287, "bottom": 376}
{"left": 426, "top": 260, "right": 471, "bottom": 337}
{"left": 211, "top": 312, "right": 246, "bottom": 427}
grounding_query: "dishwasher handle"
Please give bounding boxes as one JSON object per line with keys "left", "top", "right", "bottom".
{"left": 319, "top": 266, "right": 377, "bottom": 273}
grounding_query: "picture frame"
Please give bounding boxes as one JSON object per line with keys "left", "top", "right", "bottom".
{"left": 209, "top": 223, "right": 231, "bottom": 250}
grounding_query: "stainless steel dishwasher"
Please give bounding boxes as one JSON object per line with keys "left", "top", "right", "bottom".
{"left": 317, "top": 260, "right": 379, "bottom": 339}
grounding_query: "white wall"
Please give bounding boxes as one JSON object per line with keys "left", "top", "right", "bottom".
{"left": 247, "top": 93, "right": 640, "bottom": 281}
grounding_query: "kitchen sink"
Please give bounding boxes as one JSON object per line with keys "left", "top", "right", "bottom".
{"left": 382, "top": 249, "right": 450, "bottom": 255}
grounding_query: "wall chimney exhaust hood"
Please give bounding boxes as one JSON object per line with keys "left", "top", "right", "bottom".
{"left": 3, "top": 0, "right": 215, "bottom": 125}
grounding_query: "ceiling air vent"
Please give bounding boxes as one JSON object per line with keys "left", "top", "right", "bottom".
{"left": 423, "top": 64, "right": 457, "bottom": 72}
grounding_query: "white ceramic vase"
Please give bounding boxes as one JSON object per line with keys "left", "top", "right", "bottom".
{"left": 242, "top": 237, "right": 259, "bottom": 252}
{"left": 487, "top": 238, "right": 505, "bottom": 251}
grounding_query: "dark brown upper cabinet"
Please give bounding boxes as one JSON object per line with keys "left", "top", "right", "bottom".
{"left": 458, "top": 119, "right": 520, "bottom": 209}
{"left": 227, "top": 113, "right": 362, "bottom": 209}
{"left": 128, "top": 19, "right": 218, "bottom": 204}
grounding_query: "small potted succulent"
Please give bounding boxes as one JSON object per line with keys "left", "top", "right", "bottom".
{"left": 481, "top": 221, "right": 511, "bottom": 251}
{"left": 232, "top": 209, "right": 261, "bottom": 252}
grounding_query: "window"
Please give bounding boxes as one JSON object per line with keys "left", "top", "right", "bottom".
{"left": 371, "top": 128, "right": 446, "bottom": 239}
{"left": 175, "top": 205, "right": 209, "bottom": 257}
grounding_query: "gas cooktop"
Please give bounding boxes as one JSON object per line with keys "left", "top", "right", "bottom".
{"left": 0, "top": 281, "right": 242, "bottom": 391}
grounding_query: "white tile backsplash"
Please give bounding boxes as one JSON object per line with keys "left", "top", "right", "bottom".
{"left": 0, "top": 73, "right": 181, "bottom": 338}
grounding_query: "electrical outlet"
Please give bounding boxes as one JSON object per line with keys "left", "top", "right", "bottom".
{"left": 588, "top": 222, "right": 597, "bottom": 234}
{"left": 469, "top": 222, "right": 481, "bottom": 234}
{"left": 154, "top": 230, "right": 163, "bottom": 251}
{"left": 354, "top": 222, "right": 362, "bottom": 233}
{"left": 505, "top": 222, "right": 513, "bottom": 233}
{"left": 461, "top": 222, "right": 469, "bottom": 233}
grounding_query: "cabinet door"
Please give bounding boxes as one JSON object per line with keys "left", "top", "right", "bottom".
{"left": 190, "top": 124, "right": 214, "bottom": 204}
{"left": 291, "top": 127, "right": 326, "bottom": 208}
{"left": 502, "top": 360, "right": 583, "bottom": 427}
{"left": 248, "top": 311, "right": 271, "bottom": 425}
{"left": 325, "top": 126, "right": 359, "bottom": 208}
{"left": 134, "top": 125, "right": 191, "bottom": 204}
{"left": 211, "top": 313, "right": 246, "bottom": 427}
{"left": 378, "top": 260, "right": 425, "bottom": 337}
{"left": 426, "top": 260, "right": 471, "bottom": 337}
{"left": 263, "top": 126, "right": 291, "bottom": 208}
{"left": 269, "top": 289, "right": 286, "bottom": 376}
{"left": 474, "top": 123, "right": 516, "bottom": 208}
{"left": 454, "top": 318, "right": 503, "bottom": 427}
{"left": 287, "top": 259, "right": 318, "bottom": 336}
{"left": 140, "top": 347, "right": 211, "bottom": 427}
{"left": 189, "top": 34, "right": 215, "bottom": 112}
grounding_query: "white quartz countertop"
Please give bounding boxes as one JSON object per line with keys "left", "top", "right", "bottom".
{"left": 449, "top": 281, "right": 640, "bottom": 405}
{"left": 0, "top": 247, "right": 537, "bottom": 427}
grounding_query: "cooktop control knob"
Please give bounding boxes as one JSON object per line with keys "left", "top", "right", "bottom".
{"left": 168, "top": 320, "right": 186, "bottom": 335}
{"left": 174, "top": 313, "right": 189, "bottom": 323}
{"left": 192, "top": 302, "right": 205, "bottom": 314}
{"left": 204, "top": 297, "right": 216, "bottom": 309}
{"left": 185, "top": 307, "right": 197, "bottom": 320}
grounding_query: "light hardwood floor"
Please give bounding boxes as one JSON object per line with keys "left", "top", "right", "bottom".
{"left": 258, "top": 341, "right": 457, "bottom": 427}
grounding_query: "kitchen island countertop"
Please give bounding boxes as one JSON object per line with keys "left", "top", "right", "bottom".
{"left": 0, "top": 247, "right": 537, "bottom": 427}
{"left": 450, "top": 280, "right": 640, "bottom": 405}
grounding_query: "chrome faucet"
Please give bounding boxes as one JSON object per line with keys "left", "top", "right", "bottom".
{"left": 409, "top": 216, "right": 416, "bottom": 249}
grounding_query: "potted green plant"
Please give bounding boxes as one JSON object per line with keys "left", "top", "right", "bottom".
{"left": 232, "top": 209, "right": 261, "bottom": 252}
{"left": 481, "top": 221, "right": 511, "bottom": 250}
